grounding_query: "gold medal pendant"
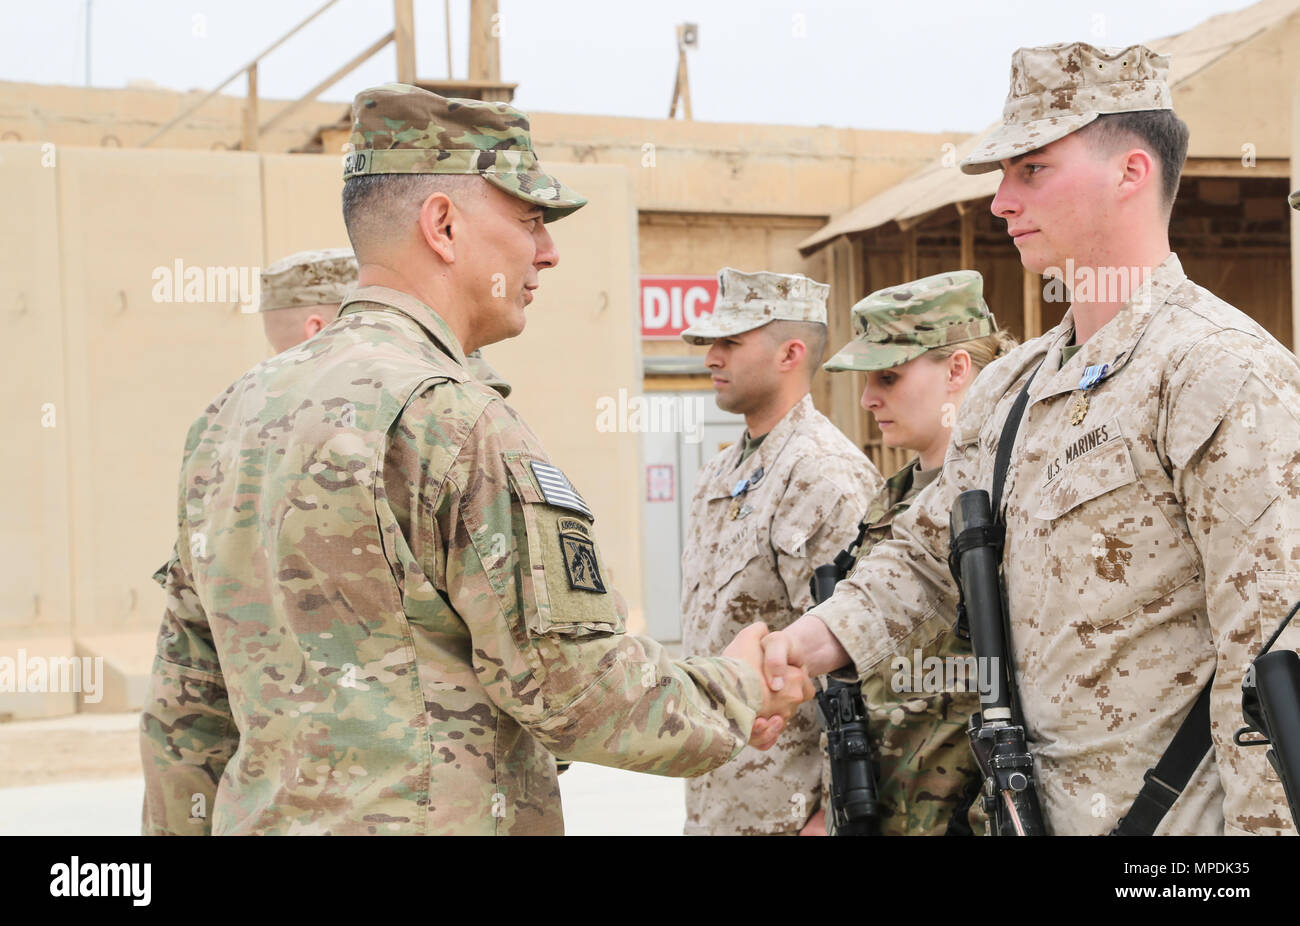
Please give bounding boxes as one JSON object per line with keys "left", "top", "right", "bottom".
{"left": 727, "top": 497, "right": 741, "bottom": 520}
{"left": 1069, "top": 394, "right": 1090, "bottom": 426}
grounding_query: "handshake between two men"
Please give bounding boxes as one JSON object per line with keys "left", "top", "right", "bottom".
{"left": 721, "top": 617, "right": 850, "bottom": 750}
{"left": 721, "top": 620, "right": 838, "bottom": 751}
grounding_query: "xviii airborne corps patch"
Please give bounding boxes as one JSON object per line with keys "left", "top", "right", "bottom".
{"left": 558, "top": 517, "right": 605, "bottom": 594}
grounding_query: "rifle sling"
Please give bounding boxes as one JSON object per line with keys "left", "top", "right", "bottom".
{"left": 1111, "top": 679, "right": 1213, "bottom": 835}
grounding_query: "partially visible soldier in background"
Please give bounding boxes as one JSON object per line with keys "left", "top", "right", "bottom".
{"left": 809, "top": 271, "right": 1014, "bottom": 836}
{"left": 678, "top": 268, "right": 882, "bottom": 835}
{"left": 258, "top": 247, "right": 354, "bottom": 354}
{"left": 140, "top": 84, "right": 811, "bottom": 836}
{"left": 259, "top": 246, "right": 513, "bottom": 397}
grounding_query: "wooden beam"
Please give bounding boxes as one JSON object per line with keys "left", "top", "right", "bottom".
{"left": 959, "top": 205, "right": 975, "bottom": 270}
{"left": 141, "top": 0, "right": 342, "bottom": 147}
{"left": 677, "top": 48, "right": 693, "bottom": 119}
{"left": 444, "top": 0, "right": 454, "bottom": 78}
{"left": 670, "top": 25, "right": 693, "bottom": 119}
{"left": 895, "top": 211, "right": 931, "bottom": 232}
{"left": 1182, "top": 157, "right": 1289, "bottom": 178}
{"left": 1292, "top": 76, "right": 1300, "bottom": 354}
{"left": 259, "top": 32, "right": 394, "bottom": 137}
{"left": 241, "top": 63, "right": 258, "bottom": 152}
{"left": 1023, "top": 268, "right": 1042, "bottom": 340}
{"left": 826, "top": 237, "right": 865, "bottom": 453}
{"left": 469, "top": 0, "right": 500, "bottom": 82}
{"left": 394, "top": 0, "right": 416, "bottom": 84}
{"left": 901, "top": 227, "right": 917, "bottom": 282}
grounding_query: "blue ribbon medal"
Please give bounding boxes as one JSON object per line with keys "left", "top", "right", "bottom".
{"left": 1069, "top": 363, "right": 1109, "bottom": 425}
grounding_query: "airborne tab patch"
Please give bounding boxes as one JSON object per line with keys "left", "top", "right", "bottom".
{"left": 558, "top": 518, "right": 606, "bottom": 593}
{"left": 530, "top": 460, "right": 594, "bottom": 520}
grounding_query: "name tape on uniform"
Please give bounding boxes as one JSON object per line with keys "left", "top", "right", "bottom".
{"left": 530, "top": 461, "right": 594, "bottom": 521}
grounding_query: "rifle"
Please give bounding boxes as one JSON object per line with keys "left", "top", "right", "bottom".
{"left": 948, "top": 489, "right": 1046, "bottom": 836}
{"left": 1236, "top": 599, "right": 1300, "bottom": 828}
{"left": 809, "top": 557, "right": 881, "bottom": 836}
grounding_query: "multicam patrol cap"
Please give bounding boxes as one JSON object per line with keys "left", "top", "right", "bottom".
{"left": 681, "top": 268, "right": 829, "bottom": 345}
{"left": 824, "top": 270, "right": 996, "bottom": 372}
{"left": 960, "top": 42, "right": 1173, "bottom": 175}
{"left": 343, "top": 83, "right": 586, "bottom": 221}
{"left": 259, "top": 248, "right": 357, "bottom": 312}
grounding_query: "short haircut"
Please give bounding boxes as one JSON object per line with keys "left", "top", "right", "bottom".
{"left": 341, "top": 173, "right": 483, "bottom": 256}
{"left": 762, "top": 319, "right": 828, "bottom": 382}
{"left": 1078, "top": 110, "right": 1190, "bottom": 213}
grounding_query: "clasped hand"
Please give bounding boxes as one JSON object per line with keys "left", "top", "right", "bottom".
{"left": 721, "top": 622, "right": 814, "bottom": 750}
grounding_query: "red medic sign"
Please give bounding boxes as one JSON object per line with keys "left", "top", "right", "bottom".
{"left": 640, "top": 276, "right": 718, "bottom": 339}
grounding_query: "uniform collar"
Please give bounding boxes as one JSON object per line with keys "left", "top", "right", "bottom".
{"left": 865, "top": 458, "right": 931, "bottom": 532}
{"left": 912, "top": 459, "right": 941, "bottom": 494}
{"left": 1031, "top": 253, "right": 1186, "bottom": 405}
{"left": 883, "top": 460, "right": 917, "bottom": 499}
{"left": 744, "top": 393, "right": 814, "bottom": 479}
{"left": 705, "top": 393, "right": 815, "bottom": 500}
{"left": 339, "top": 285, "right": 471, "bottom": 371}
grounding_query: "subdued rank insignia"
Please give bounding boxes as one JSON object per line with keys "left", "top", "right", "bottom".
{"left": 531, "top": 460, "right": 594, "bottom": 520}
{"left": 558, "top": 517, "right": 605, "bottom": 593}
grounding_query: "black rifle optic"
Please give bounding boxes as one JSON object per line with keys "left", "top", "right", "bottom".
{"left": 809, "top": 558, "right": 880, "bottom": 836}
{"left": 1236, "top": 599, "right": 1300, "bottom": 828}
{"left": 948, "top": 489, "right": 1046, "bottom": 836}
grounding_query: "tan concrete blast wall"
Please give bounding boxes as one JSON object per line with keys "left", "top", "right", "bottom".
{"left": 487, "top": 166, "right": 646, "bottom": 625}
{"left": 0, "top": 146, "right": 642, "bottom": 717}
{"left": 261, "top": 153, "right": 352, "bottom": 262}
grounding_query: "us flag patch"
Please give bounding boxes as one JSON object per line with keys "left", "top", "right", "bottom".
{"left": 530, "top": 461, "right": 594, "bottom": 520}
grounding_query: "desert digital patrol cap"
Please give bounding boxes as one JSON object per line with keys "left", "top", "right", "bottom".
{"left": 343, "top": 83, "right": 586, "bottom": 221}
{"left": 680, "top": 268, "right": 829, "bottom": 345}
{"left": 824, "top": 270, "right": 996, "bottom": 372}
{"left": 259, "top": 248, "right": 357, "bottom": 313}
{"left": 960, "top": 42, "right": 1173, "bottom": 175}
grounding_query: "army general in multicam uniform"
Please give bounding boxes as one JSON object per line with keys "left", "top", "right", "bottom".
{"left": 761, "top": 43, "right": 1300, "bottom": 835}
{"left": 817, "top": 271, "right": 1014, "bottom": 835}
{"left": 140, "top": 83, "right": 812, "bottom": 836}
{"left": 258, "top": 246, "right": 513, "bottom": 397}
{"left": 679, "top": 268, "right": 881, "bottom": 835}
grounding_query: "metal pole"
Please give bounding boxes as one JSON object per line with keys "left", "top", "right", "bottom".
{"left": 84, "top": 0, "right": 92, "bottom": 86}
{"left": 445, "top": 0, "right": 454, "bottom": 79}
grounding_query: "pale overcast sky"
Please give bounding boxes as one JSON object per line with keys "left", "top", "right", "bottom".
{"left": 1, "top": 0, "right": 1261, "bottom": 133}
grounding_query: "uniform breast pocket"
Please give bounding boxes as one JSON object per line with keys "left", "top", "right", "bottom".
{"left": 502, "top": 452, "right": 624, "bottom": 638}
{"left": 1034, "top": 424, "right": 1198, "bottom": 631}
{"left": 705, "top": 506, "right": 766, "bottom": 594}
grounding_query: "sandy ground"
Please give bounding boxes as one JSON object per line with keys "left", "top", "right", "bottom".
{"left": 0, "top": 711, "right": 143, "bottom": 789}
{"left": 0, "top": 711, "right": 687, "bottom": 835}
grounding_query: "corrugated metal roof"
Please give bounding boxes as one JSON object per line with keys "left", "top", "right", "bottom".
{"left": 799, "top": 0, "right": 1300, "bottom": 254}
